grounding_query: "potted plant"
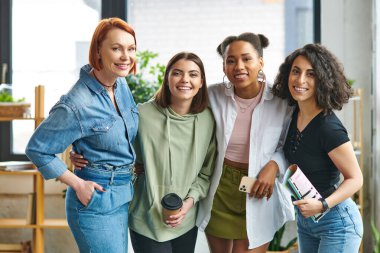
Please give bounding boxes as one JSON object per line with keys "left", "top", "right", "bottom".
{"left": 267, "top": 224, "right": 297, "bottom": 253}
{"left": 372, "top": 221, "right": 380, "bottom": 253}
{"left": 0, "top": 85, "right": 30, "bottom": 118}
{"left": 126, "top": 50, "right": 165, "bottom": 104}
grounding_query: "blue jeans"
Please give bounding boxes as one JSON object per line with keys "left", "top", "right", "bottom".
{"left": 297, "top": 198, "right": 363, "bottom": 253}
{"left": 66, "top": 165, "right": 134, "bottom": 253}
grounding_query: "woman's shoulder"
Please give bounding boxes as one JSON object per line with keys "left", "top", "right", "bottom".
{"left": 196, "top": 107, "right": 216, "bottom": 125}
{"left": 53, "top": 81, "right": 92, "bottom": 112}
{"left": 317, "top": 111, "right": 348, "bottom": 137}
{"left": 208, "top": 82, "right": 226, "bottom": 94}
{"left": 320, "top": 111, "right": 344, "bottom": 127}
{"left": 137, "top": 100, "right": 157, "bottom": 112}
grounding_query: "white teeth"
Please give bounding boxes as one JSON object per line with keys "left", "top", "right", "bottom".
{"left": 294, "top": 86, "right": 307, "bottom": 92}
{"left": 235, "top": 74, "right": 247, "bottom": 78}
{"left": 178, "top": 86, "right": 191, "bottom": 90}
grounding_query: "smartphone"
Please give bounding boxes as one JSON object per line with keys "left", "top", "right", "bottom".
{"left": 239, "top": 176, "right": 256, "bottom": 193}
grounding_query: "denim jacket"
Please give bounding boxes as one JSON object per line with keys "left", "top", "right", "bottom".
{"left": 26, "top": 65, "right": 138, "bottom": 180}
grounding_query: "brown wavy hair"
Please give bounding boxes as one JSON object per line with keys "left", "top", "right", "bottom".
{"left": 272, "top": 44, "right": 351, "bottom": 113}
{"left": 154, "top": 52, "right": 209, "bottom": 113}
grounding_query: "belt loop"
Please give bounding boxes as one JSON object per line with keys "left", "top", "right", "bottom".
{"left": 110, "top": 171, "right": 115, "bottom": 185}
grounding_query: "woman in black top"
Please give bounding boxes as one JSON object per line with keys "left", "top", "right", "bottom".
{"left": 272, "top": 44, "right": 363, "bottom": 253}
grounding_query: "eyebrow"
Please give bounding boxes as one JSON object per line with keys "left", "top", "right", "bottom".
{"left": 172, "top": 68, "right": 200, "bottom": 74}
{"left": 110, "top": 43, "right": 136, "bottom": 47}
{"left": 226, "top": 53, "right": 252, "bottom": 58}
{"left": 292, "top": 66, "right": 314, "bottom": 71}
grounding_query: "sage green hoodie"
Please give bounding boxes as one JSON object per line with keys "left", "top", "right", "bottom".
{"left": 129, "top": 101, "right": 217, "bottom": 242}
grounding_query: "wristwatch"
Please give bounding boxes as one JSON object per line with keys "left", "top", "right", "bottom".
{"left": 319, "top": 198, "right": 330, "bottom": 212}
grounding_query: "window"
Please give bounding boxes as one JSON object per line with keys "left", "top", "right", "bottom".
{"left": 0, "top": 0, "right": 101, "bottom": 160}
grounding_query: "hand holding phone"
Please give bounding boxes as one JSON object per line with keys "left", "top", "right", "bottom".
{"left": 239, "top": 176, "right": 256, "bottom": 193}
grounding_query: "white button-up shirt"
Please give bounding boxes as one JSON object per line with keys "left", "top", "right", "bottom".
{"left": 197, "top": 82, "right": 295, "bottom": 249}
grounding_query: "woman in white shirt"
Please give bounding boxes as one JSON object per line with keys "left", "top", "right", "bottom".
{"left": 196, "top": 32, "right": 294, "bottom": 253}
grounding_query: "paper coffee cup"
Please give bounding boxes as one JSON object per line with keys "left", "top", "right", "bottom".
{"left": 161, "top": 193, "right": 183, "bottom": 222}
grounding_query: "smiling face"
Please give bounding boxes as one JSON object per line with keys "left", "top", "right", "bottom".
{"left": 223, "top": 40, "right": 263, "bottom": 97}
{"left": 98, "top": 28, "right": 136, "bottom": 83}
{"left": 288, "top": 55, "right": 317, "bottom": 105}
{"left": 168, "top": 59, "right": 203, "bottom": 105}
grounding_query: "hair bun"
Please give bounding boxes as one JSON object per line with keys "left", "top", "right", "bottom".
{"left": 258, "top": 34, "right": 269, "bottom": 48}
{"left": 216, "top": 43, "right": 223, "bottom": 56}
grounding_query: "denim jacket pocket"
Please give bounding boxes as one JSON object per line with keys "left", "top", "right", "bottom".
{"left": 90, "top": 116, "right": 121, "bottom": 150}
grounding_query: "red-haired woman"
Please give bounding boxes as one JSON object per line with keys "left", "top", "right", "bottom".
{"left": 26, "top": 18, "right": 138, "bottom": 252}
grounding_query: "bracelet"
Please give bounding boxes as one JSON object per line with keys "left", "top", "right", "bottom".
{"left": 319, "top": 197, "right": 330, "bottom": 212}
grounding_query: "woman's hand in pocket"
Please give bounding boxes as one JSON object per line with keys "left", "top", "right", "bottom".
{"left": 76, "top": 180, "right": 105, "bottom": 206}
{"left": 69, "top": 150, "right": 88, "bottom": 169}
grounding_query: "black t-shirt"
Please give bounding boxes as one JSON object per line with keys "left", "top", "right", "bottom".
{"left": 284, "top": 108, "right": 350, "bottom": 193}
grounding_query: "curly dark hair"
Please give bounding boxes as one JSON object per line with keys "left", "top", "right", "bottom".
{"left": 216, "top": 32, "right": 269, "bottom": 58}
{"left": 272, "top": 44, "right": 352, "bottom": 113}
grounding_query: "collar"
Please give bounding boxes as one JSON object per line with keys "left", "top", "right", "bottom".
{"left": 80, "top": 64, "right": 119, "bottom": 94}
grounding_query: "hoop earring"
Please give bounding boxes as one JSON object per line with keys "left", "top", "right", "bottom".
{"left": 257, "top": 70, "right": 266, "bottom": 83}
{"left": 223, "top": 75, "right": 232, "bottom": 89}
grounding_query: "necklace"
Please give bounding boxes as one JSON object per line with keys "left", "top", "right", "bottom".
{"left": 235, "top": 97, "right": 256, "bottom": 113}
{"left": 92, "top": 71, "right": 115, "bottom": 91}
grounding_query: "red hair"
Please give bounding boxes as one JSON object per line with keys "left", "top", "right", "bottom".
{"left": 89, "top": 17, "right": 137, "bottom": 74}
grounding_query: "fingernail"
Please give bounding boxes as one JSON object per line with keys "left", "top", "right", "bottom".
{"left": 102, "top": 188, "right": 106, "bottom": 191}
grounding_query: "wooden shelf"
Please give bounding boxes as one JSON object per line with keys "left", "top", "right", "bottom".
{"left": 0, "top": 117, "right": 34, "bottom": 121}
{"left": 0, "top": 219, "right": 36, "bottom": 228}
{"left": 349, "top": 88, "right": 363, "bottom": 253}
{"left": 41, "top": 219, "right": 68, "bottom": 229}
{"left": 0, "top": 169, "right": 37, "bottom": 175}
{"left": 0, "top": 86, "right": 69, "bottom": 253}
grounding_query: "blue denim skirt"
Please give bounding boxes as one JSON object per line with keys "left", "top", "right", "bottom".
{"left": 297, "top": 198, "right": 363, "bottom": 253}
{"left": 66, "top": 164, "right": 134, "bottom": 253}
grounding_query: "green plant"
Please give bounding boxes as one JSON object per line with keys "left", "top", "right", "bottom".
{"left": 268, "top": 224, "right": 297, "bottom": 251}
{"left": 372, "top": 221, "right": 380, "bottom": 253}
{"left": 126, "top": 50, "right": 166, "bottom": 104}
{"left": 347, "top": 79, "right": 355, "bottom": 87}
{"left": 0, "top": 90, "right": 25, "bottom": 102}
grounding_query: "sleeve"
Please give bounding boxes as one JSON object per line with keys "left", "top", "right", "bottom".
{"left": 271, "top": 105, "right": 293, "bottom": 182}
{"left": 25, "top": 102, "right": 82, "bottom": 180}
{"left": 186, "top": 124, "right": 217, "bottom": 204}
{"left": 320, "top": 115, "right": 350, "bottom": 153}
{"left": 133, "top": 134, "right": 144, "bottom": 165}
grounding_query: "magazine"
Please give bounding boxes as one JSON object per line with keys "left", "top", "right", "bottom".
{"left": 283, "top": 164, "right": 328, "bottom": 222}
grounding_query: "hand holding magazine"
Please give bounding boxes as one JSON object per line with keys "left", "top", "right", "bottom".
{"left": 283, "top": 164, "right": 328, "bottom": 222}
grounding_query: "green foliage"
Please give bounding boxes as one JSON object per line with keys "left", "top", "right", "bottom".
{"left": 347, "top": 79, "right": 355, "bottom": 87}
{"left": 126, "top": 50, "right": 166, "bottom": 104}
{"left": 268, "top": 224, "right": 297, "bottom": 251}
{"left": 0, "top": 90, "right": 25, "bottom": 102}
{"left": 372, "top": 221, "right": 380, "bottom": 253}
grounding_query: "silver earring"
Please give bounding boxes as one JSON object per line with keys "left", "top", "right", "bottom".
{"left": 257, "top": 70, "right": 266, "bottom": 83}
{"left": 223, "top": 75, "right": 232, "bottom": 89}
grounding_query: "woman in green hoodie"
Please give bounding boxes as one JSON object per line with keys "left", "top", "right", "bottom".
{"left": 71, "top": 52, "right": 217, "bottom": 253}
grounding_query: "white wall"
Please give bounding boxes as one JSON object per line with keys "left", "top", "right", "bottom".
{"left": 374, "top": 0, "right": 380, "bottom": 239}
{"left": 128, "top": 0, "right": 286, "bottom": 84}
{"left": 321, "top": 0, "right": 373, "bottom": 250}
